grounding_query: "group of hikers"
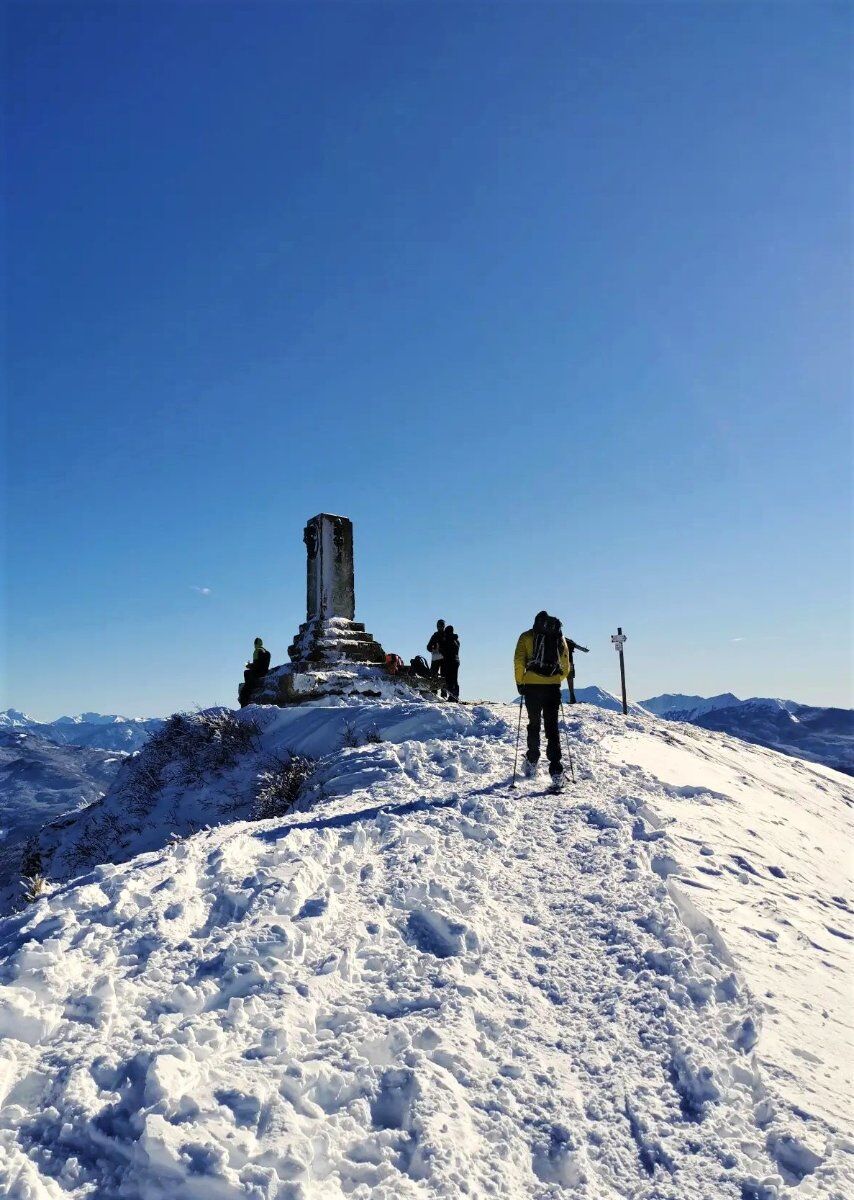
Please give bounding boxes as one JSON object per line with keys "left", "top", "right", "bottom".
{"left": 238, "top": 612, "right": 588, "bottom": 789}
{"left": 424, "top": 619, "right": 460, "bottom": 699}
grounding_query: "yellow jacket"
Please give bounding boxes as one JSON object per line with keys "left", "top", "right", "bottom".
{"left": 514, "top": 630, "right": 570, "bottom": 687}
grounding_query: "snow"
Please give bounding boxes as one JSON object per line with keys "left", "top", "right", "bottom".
{"left": 510, "top": 686, "right": 644, "bottom": 714}
{"left": 641, "top": 694, "right": 742, "bottom": 719}
{"left": 608, "top": 720, "right": 853, "bottom": 1137}
{"left": 0, "top": 700, "right": 851, "bottom": 1199}
{"left": 0, "top": 711, "right": 35, "bottom": 728}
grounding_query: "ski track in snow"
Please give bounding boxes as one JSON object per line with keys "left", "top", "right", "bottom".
{"left": 0, "top": 701, "right": 852, "bottom": 1199}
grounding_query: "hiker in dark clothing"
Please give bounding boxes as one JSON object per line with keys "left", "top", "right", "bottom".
{"left": 514, "top": 611, "right": 570, "bottom": 783}
{"left": 564, "top": 635, "right": 589, "bottom": 704}
{"left": 442, "top": 625, "right": 460, "bottom": 699}
{"left": 239, "top": 637, "right": 271, "bottom": 707}
{"left": 426, "top": 620, "right": 446, "bottom": 681}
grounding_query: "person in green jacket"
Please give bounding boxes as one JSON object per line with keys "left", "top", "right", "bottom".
{"left": 239, "top": 638, "right": 271, "bottom": 707}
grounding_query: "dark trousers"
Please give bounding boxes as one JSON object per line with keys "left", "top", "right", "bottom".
{"left": 239, "top": 666, "right": 264, "bottom": 707}
{"left": 430, "top": 659, "right": 443, "bottom": 679}
{"left": 568, "top": 671, "right": 576, "bottom": 704}
{"left": 443, "top": 661, "right": 459, "bottom": 699}
{"left": 524, "top": 684, "right": 562, "bottom": 774}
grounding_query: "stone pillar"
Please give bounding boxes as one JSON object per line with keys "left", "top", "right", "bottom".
{"left": 244, "top": 511, "right": 445, "bottom": 704}
{"left": 288, "top": 514, "right": 384, "bottom": 667}
{"left": 304, "top": 514, "right": 356, "bottom": 621}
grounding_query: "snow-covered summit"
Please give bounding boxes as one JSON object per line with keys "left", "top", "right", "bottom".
{"left": 640, "top": 693, "right": 742, "bottom": 719}
{"left": 0, "top": 709, "right": 163, "bottom": 753}
{"left": 53, "top": 712, "right": 154, "bottom": 727}
{"left": 510, "top": 685, "right": 645, "bottom": 714}
{"left": 0, "top": 709, "right": 35, "bottom": 728}
{"left": 0, "top": 699, "right": 851, "bottom": 1199}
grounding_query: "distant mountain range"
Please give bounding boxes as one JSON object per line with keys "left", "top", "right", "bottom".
{"left": 0, "top": 709, "right": 163, "bottom": 752}
{"left": 638, "top": 693, "right": 854, "bottom": 776}
{"left": 0, "top": 711, "right": 164, "bottom": 903}
{"left": 0, "top": 727, "right": 125, "bottom": 903}
{"left": 509, "top": 690, "right": 853, "bottom": 776}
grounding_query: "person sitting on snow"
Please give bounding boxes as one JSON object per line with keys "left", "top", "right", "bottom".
{"left": 239, "top": 637, "right": 271, "bottom": 707}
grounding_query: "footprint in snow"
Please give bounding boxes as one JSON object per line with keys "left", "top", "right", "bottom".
{"left": 296, "top": 895, "right": 327, "bottom": 919}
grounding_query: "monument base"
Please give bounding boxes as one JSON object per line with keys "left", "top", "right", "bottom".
{"left": 238, "top": 615, "right": 446, "bottom": 707}
{"left": 287, "top": 617, "right": 386, "bottom": 667}
{"left": 244, "top": 660, "right": 443, "bottom": 707}
{"left": 238, "top": 512, "right": 449, "bottom": 708}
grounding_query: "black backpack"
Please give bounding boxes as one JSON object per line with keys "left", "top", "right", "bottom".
{"left": 410, "top": 655, "right": 431, "bottom": 678}
{"left": 258, "top": 648, "right": 271, "bottom": 674}
{"left": 527, "top": 614, "right": 563, "bottom": 677}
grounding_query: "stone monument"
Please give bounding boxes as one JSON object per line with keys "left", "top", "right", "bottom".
{"left": 287, "top": 514, "right": 386, "bottom": 667}
{"left": 304, "top": 513, "right": 355, "bottom": 621}
{"left": 245, "top": 512, "right": 437, "bottom": 706}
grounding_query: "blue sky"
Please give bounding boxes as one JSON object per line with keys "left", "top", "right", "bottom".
{"left": 5, "top": 1, "right": 852, "bottom": 718}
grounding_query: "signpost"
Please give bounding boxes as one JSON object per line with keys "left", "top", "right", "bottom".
{"left": 611, "top": 627, "right": 628, "bottom": 716}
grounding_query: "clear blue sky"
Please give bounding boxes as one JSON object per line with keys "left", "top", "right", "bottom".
{"left": 5, "top": 1, "right": 852, "bottom": 719}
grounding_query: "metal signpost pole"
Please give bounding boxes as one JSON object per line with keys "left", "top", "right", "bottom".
{"left": 611, "top": 628, "right": 628, "bottom": 716}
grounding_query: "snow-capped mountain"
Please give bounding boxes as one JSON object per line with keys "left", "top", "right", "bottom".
{"left": 0, "top": 728, "right": 124, "bottom": 908}
{"left": 0, "top": 708, "right": 163, "bottom": 752}
{"left": 640, "top": 693, "right": 742, "bottom": 719}
{"left": 511, "top": 685, "right": 645, "bottom": 714}
{"left": 0, "top": 709, "right": 34, "bottom": 727}
{"left": 640, "top": 694, "right": 854, "bottom": 776}
{"left": 1, "top": 698, "right": 850, "bottom": 1198}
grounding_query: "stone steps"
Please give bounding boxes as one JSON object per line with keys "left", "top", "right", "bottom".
{"left": 288, "top": 617, "right": 386, "bottom": 666}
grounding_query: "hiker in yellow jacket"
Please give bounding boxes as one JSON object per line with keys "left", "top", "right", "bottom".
{"left": 514, "top": 611, "right": 570, "bottom": 785}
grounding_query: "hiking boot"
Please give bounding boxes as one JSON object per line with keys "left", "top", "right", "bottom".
{"left": 548, "top": 769, "right": 565, "bottom": 794}
{"left": 522, "top": 757, "right": 538, "bottom": 779}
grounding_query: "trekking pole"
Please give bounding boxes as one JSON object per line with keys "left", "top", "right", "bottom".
{"left": 510, "top": 694, "right": 524, "bottom": 788}
{"left": 559, "top": 698, "right": 576, "bottom": 784}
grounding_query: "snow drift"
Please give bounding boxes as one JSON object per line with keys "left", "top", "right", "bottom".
{"left": 0, "top": 699, "right": 851, "bottom": 1199}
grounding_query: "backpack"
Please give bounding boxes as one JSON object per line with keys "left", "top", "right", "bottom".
{"left": 410, "top": 655, "right": 431, "bottom": 678}
{"left": 527, "top": 614, "right": 563, "bottom": 677}
{"left": 258, "top": 648, "right": 271, "bottom": 674}
{"left": 385, "top": 653, "right": 404, "bottom": 675}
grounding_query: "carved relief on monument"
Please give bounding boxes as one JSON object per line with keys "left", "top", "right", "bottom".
{"left": 303, "top": 521, "right": 319, "bottom": 560}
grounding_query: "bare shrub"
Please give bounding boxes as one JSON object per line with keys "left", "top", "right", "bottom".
{"left": 21, "top": 873, "right": 47, "bottom": 903}
{"left": 64, "top": 811, "right": 124, "bottom": 874}
{"left": 365, "top": 726, "right": 383, "bottom": 744}
{"left": 254, "top": 754, "right": 316, "bottom": 821}
{"left": 341, "top": 723, "right": 361, "bottom": 748}
{"left": 122, "top": 709, "right": 262, "bottom": 818}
